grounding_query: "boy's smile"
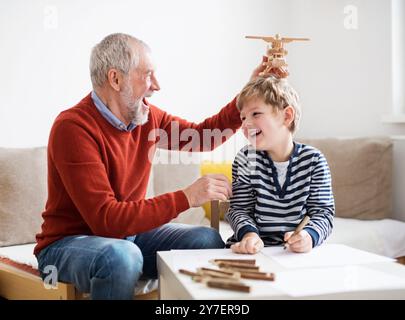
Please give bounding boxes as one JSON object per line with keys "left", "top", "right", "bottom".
{"left": 240, "top": 98, "right": 294, "bottom": 162}
{"left": 240, "top": 98, "right": 284, "bottom": 148}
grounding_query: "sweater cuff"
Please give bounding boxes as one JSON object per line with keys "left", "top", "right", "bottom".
{"left": 304, "top": 227, "right": 320, "bottom": 248}
{"left": 174, "top": 190, "right": 190, "bottom": 213}
{"left": 237, "top": 225, "right": 259, "bottom": 241}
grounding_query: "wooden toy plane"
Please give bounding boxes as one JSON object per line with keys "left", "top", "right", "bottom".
{"left": 246, "top": 34, "right": 309, "bottom": 76}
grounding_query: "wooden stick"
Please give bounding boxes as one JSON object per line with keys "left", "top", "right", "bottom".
{"left": 179, "top": 269, "right": 199, "bottom": 277}
{"left": 205, "top": 280, "right": 251, "bottom": 293}
{"left": 219, "top": 266, "right": 262, "bottom": 273}
{"left": 216, "top": 262, "right": 260, "bottom": 271}
{"left": 192, "top": 275, "right": 241, "bottom": 284}
{"left": 240, "top": 272, "right": 275, "bottom": 281}
{"left": 199, "top": 267, "right": 236, "bottom": 276}
{"left": 198, "top": 268, "right": 240, "bottom": 280}
{"left": 197, "top": 271, "right": 237, "bottom": 280}
{"left": 211, "top": 259, "right": 256, "bottom": 265}
{"left": 221, "top": 268, "right": 268, "bottom": 276}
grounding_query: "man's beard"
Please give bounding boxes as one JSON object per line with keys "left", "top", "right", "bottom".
{"left": 120, "top": 84, "right": 149, "bottom": 126}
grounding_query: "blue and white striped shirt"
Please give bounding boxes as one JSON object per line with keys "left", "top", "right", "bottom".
{"left": 225, "top": 142, "right": 335, "bottom": 248}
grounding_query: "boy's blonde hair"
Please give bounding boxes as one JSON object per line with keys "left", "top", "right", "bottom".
{"left": 237, "top": 77, "right": 301, "bottom": 134}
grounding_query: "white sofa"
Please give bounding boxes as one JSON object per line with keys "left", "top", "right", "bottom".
{"left": 1, "top": 137, "right": 405, "bottom": 299}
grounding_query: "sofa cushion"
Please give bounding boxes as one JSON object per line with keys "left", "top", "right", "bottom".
{"left": 298, "top": 137, "right": 392, "bottom": 220}
{"left": 0, "top": 147, "right": 47, "bottom": 246}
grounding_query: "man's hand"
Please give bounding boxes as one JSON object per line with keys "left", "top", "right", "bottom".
{"left": 182, "top": 174, "right": 232, "bottom": 207}
{"left": 250, "top": 56, "right": 289, "bottom": 80}
{"left": 231, "top": 232, "right": 264, "bottom": 254}
{"left": 284, "top": 230, "right": 313, "bottom": 253}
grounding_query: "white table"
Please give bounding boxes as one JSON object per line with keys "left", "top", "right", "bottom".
{"left": 157, "top": 244, "right": 405, "bottom": 299}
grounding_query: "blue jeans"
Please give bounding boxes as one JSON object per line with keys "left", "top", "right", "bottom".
{"left": 36, "top": 223, "right": 224, "bottom": 299}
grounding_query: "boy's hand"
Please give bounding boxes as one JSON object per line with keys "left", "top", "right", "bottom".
{"left": 231, "top": 232, "right": 264, "bottom": 254}
{"left": 284, "top": 230, "right": 313, "bottom": 253}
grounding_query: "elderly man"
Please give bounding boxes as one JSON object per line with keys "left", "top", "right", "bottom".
{"left": 34, "top": 33, "right": 272, "bottom": 299}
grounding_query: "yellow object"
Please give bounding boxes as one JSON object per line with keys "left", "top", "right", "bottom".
{"left": 200, "top": 161, "right": 232, "bottom": 220}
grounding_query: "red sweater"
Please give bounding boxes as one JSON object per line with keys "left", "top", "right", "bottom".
{"left": 34, "top": 94, "right": 241, "bottom": 255}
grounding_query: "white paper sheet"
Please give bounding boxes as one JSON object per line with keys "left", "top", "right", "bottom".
{"left": 272, "top": 265, "right": 405, "bottom": 297}
{"left": 261, "top": 244, "right": 394, "bottom": 269}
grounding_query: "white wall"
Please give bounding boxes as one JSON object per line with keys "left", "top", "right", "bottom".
{"left": 1, "top": 0, "right": 404, "bottom": 218}
{"left": 392, "top": 0, "right": 405, "bottom": 115}
{"left": 287, "top": 0, "right": 399, "bottom": 138}
{"left": 0, "top": 0, "right": 288, "bottom": 149}
{"left": 2, "top": 0, "right": 402, "bottom": 145}
{"left": 281, "top": 0, "right": 405, "bottom": 220}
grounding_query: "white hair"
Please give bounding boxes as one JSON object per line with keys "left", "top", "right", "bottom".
{"left": 89, "top": 33, "right": 148, "bottom": 88}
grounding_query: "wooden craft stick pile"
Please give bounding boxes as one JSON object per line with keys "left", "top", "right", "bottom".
{"left": 178, "top": 258, "right": 275, "bottom": 293}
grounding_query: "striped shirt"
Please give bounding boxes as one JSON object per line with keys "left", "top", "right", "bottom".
{"left": 225, "top": 142, "right": 335, "bottom": 248}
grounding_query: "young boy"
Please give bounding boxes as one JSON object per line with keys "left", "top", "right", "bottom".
{"left": 226, "top": 76, "right": 334, "bottom": 254}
